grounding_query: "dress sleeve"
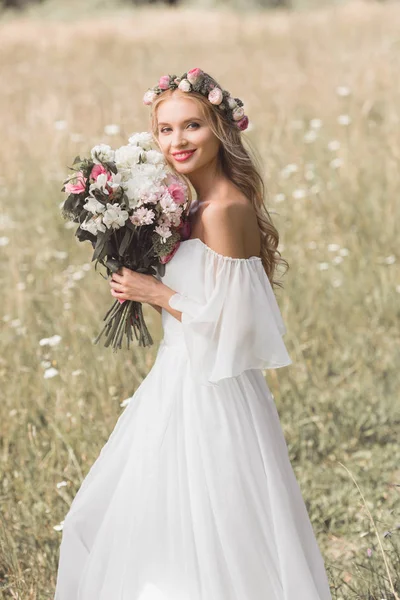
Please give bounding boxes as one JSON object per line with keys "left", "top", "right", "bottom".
{"left": 168, "top": 247, "right": 292, "bottom": 386}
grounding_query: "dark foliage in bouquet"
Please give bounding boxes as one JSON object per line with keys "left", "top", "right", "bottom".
{"left": 60, "top": 133, "right": 190, "bottom": 351}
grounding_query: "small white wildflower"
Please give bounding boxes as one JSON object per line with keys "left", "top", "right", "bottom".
{"left": 384, "top": 255, "right": 396, "bottom": 265}
{"left": 104, "top": 124, "right": 120, "bottom": 136}
{"left": 303, "top": 130, "right": 318, "bottom": 143}
{"left": 310, "top": 118, "right": 322, "bottom": 129}
{"left": 332, "top": 256, "right": 344, "bottom": 265}
{"left": 103, "top": 203, "right": 129, "bottom": 230}
{"left": 339, "top": 248, "right": 349, "bottom": 256}
{"left": 305, "top": 170, "right": 315, "bottom": 181}
{"left": 44, "top": 367, "right": 59, "bottom": 379}
{"left": 72, "top": 369, "right": 82, "bottom": 377}
{"left": 338, "top": 115, "right": 351, "bottom": 126}
{"left": 308, "top": 241, "right": 317, "bottom": 250}
{"left": 328, "top": 243, "right": 341, "bottom": 252}
{"left": 328, "top": 140, "right": 341, "bottom": 151}
{"left": 336, "top": 86, "right": 351, "bottom": 97}
{"left": 56, "top": 481, "right": 68, "bottom": 489}
{"left": 16, "top": 282, "right": 26, "bottom": 291}
{"left": 332, "top": 277, "right": 343, "bottom": 288}
{"left": 91, "top": 143, "right": 115, "bottom": 165}
{"left": 64, "top": 303, "right": 71, "bottom": 310}
{"left": 70, "top": 133, "right": 84, "bottom": 143}
{"left": 72, "top": 271, "right": 85, "bottom": 281}
{"left": 318, "top": 262, "right": 329, "bottom": 271}
{"left": 293, "top": 189, "right": 306, "bottom": 199}
{"left": 39, "top": 334, "right": 62, "bottom": 347}
{"left": 273, "top": 193, "right": 286, "bottom": 203}
{"left": 10, "top": 319, "right": 21, "bottom": 328}
{"left": 128, "top": 131, "right": 154, "bottom": 150}
{"left": 54, "top": 120, "right": 67, "bottom": 131}
{"left": 280, "top": 164, "right": 298, "bottom": 179}
{"left": 330, "top": 158, "right": 344, "bottom": 169}
{"left": 53, "top": 251, "right": 68, "bottom": 260}
{"left": 0, "top": 236, "right": 9, "bottom": 246}
{"left": 53, "top": 520, "right": 65, "bottom": 532}
{"left": 40, "top": 360, "right": 52, "bottom": 368}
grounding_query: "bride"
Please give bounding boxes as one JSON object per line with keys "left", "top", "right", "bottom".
{"left": 54, "top": 69, "right": 332, "bottom": 600}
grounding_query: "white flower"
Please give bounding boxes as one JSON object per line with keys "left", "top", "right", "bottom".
{"left": 330, "top": 158, "right": 344, "bottom": 169}
{"left": 336, "top": 86, "right": 351, "bottom": 97}
{"left": 384, "top": 255, "right": 396, "bottom": 265}
{"left": 128, "top": 131, "right": 154, "bottom": 150}
{"left": 328, "top": 243, "right": 340, "bottom": 252}
{"left": 318, "top": 262, "right": 329, "bottom": 271}
{"left": 208, "top": 87, "right": 224, "bottom": 106}
{"left": 337, "top": 114, "right": 351, "bottom": 126}
{"left": 232, "top": 106, "right": 245, "bottom": 121}
{"left": 145, "top": 150, "right": 165, "bottom": 165}
{"left": 106, "top": 172, "right": 123, "bottom": 191}
{"left": 160, "top": 192, "right": 180, "bottom": 214}
{"left": 39, "top": 334, "right": 62, "bottom": 347}
{"left": 54, "top": 120, "right": 67, "bottom": 131}
{"left": 83, "top": 196, "right": 106, "bottom": 214}
{"left": 332, "top": 256, "right": 343, "bottom": 265}
{"left": 178, "top": 79, "right": 191, "bottom": 92}
{"left": 303, "top": 130, "right": 318, "bottom": 143}
{"left": 328, "top": 140, "right": 341, "bottom": 151}
{"left": 273, "top": 193, "right": 286, "bottom": 203}
{"left": 130, "top": 207, "right": 155, "bottom": 226}
{"left": 115, "top": 144, "right": 144, "bottom": 174}
{"left": 53, "top": 520, "right": 65, "bottom": 532}
{"left": 104, "top": 124, "right": 120, "bottom": 136}
{"left": 80, "top": 214, "right": 106, "bottom": 235}
{"left": 90, "top": 143, "right": 115, "bottom": 165}
{"left": 89, "top": 173, "right": 110, "bottom": 196}
{"left": 0, "top": 237, "right": 9, "bottom": 246}
{"left": 293, "top": 189, "right": 306, "bottom": 199}
{"left": 44, "top": 367, "right": 59, "bottom": 379}
{"left": 310, "top": 118, "right": 322, "bottom": 129}
{"left": 155, "top": 224, "right": 172, "bottom": 243}
{"left": 339, "top": 248, "right": 349, "bottom": 257}
{"left": 102, "top": 203, "right": 129, "bottom": 229}
{"left": 227, "top": 96, "right": 237, "bottom": 109}
{"left": 143, "top": 90, "right": 157, "bottom": 105}
{"left": 280, "top": 163, "right": 298, "bottom": 179}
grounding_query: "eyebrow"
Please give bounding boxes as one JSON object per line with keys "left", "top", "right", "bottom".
{"left": 157, "top": 118, "right": 203, "bottom": 127}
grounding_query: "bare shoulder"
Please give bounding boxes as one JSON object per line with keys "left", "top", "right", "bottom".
{"left": 201, "top": 198, "right": 261, "bottom": 259}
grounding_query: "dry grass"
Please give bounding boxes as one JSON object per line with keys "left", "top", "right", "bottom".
{"left": 0, "top": 1, "right": 399, "bottom": 598}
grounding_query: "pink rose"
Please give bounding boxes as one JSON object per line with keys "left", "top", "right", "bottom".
{"left": 187, "top": 68, "right": 203, "bottom": 85}
{"left": 168, "top": 183, "right": 186, "bottom": 205}
{"left": 236, "top": 115, "right": 249, "bottom": 131}
{"left": 90, "top": 164, "right": 112, "bottom": 181}
{"left": 143, "top": 90, "right": 157, "bottom": 105}
{"left": 208, "top": 87, "right": 223, "bottom": 105}
{"left": 232, "top": 106, "right": 245, "bottom": 121}
{"left": 158, "top": 75, "right": 170, "bottom": 90}
{"left": 160, "top": 241, "right": 180, "bottom": 264}
{"left": 65, "top": 171, "right": 87, "bottom": 194}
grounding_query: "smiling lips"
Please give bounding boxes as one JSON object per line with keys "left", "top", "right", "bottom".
{"left": 172, "top": 149, "right": 196, "bottom": 162}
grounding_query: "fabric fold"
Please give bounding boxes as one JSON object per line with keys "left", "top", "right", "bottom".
{"left": 168, "top": 248, "right": 292, "bottom": 386}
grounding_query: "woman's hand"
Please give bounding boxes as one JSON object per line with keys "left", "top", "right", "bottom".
{"left": 109, "top": 267, "right": 161, "bottom": 304}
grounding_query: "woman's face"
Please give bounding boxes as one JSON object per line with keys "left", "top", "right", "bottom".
{"left": 155, "top": 93, "right": 220, "bottom": 176}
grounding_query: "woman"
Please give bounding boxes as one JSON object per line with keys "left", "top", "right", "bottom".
{"left": 54, "top": 69, "right": 332, "bottom": 600}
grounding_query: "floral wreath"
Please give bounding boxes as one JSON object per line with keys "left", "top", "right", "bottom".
{"left": 143, "top": 67, "right": 249, "bottom": 132}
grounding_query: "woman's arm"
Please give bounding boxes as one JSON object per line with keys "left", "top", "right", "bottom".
{"left": 109, "top": 269, "right": 183, "bottom": 322}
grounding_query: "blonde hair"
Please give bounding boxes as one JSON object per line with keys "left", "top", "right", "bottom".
{"left": 149, "top": 87, "right": 289, "bottom": 289}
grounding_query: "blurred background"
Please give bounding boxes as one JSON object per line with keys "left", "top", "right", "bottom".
{"left": 0, "top": 0, "right": 399, "bottom": 598}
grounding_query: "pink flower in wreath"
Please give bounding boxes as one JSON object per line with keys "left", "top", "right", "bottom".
{"left": 160, "top": 241, "right": 180, "bottom": 264}
{"left": 187, "top": 68, "right": 203, "bottom": 85}
{"left": 143, "top": 90, "right": 157, "bottom": 105}
{"left": 158, "top": 75, "right": 170, "bottom": 90}
{"left": 237, "top": 115, "right": 249, "bottom": 131}
{"left": 168, "top": 183, "right": 186, "bottom": 205}
{"left": 65, "top": 171, "right": 87, "bottom": 194}
{"left": 90, "top": 164, "right": 112, "bottom": 182}
{"left": 208, "top": 87, "right": 223, "bottom": 105}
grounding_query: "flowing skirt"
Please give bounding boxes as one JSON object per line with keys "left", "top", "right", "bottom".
{"left": 54, "top": 341, "right": 332, "bottom": 600}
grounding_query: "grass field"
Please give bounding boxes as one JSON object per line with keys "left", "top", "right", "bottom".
{"left": 0, "top": 1, "right": 399, "bottom": 598}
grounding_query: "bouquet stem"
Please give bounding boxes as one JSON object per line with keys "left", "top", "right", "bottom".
{"left": 93, "top": 299, "right": 153, "bottom": 351}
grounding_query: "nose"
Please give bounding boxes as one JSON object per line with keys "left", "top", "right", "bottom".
{"left": 171, "top": 129, "right": 188, "bottom": 149}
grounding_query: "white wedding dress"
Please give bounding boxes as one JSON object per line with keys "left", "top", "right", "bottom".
{"left": 54, "top": 237, "right": 332, "bottom": 600}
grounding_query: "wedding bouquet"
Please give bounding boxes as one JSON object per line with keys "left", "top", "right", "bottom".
{"left": 61, "top": 132, "right": 190, "bottom": 351}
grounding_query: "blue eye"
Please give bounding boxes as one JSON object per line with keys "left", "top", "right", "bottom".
{"left": 188, "top": 122, "right": 199, "bottom": 128}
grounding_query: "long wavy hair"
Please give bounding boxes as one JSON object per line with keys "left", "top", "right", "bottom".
{"left": 149, "top": 87, "right": 289, "bottom": 289}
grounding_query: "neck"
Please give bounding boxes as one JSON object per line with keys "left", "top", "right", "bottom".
{"left": 187, "top": 156, "right": 225, "bottom": 203}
